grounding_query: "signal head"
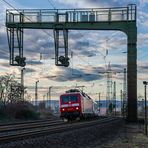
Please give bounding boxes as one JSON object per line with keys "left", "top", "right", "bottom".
{"left": 58, "top": 56, "right": 69, "bottom": 67}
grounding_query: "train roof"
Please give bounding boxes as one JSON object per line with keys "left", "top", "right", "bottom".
{"left": 63, "top": 89, "right": 92, "bottom": 100}
{"left": 65, "top": 89, "right": 81, "bottom": 93}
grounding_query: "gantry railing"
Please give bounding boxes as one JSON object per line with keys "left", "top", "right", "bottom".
{"left": 6, "top": 4, "right": 136, "bottom": 24}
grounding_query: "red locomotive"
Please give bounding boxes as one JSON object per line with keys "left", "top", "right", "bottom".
{"left": 60, "top": 89, "right": 95, "bottom": 121}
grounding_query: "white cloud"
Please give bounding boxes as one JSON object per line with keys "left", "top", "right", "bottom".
{"left": 56, "top": 0, "right": 104, "bottom": 8}
{"left": 138, "top": 33, "right": 148, "bottom": 47}
{"left": 0, "top": 0, "right": 147, "bottom": 98}
{"left": 139, "top": 0, "right": 148, "bottom": 7}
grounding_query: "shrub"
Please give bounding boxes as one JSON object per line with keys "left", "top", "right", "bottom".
{"left": 0, "top": 101, "right": 6, "bottom": 119}
{"left": 6, "top": 101, "right": 39, "bottom": 120}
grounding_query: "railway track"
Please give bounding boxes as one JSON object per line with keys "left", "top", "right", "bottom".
{"left": 0, "top": 119, "right": 63, "bottom": 133}
{"left": 0, "top": 117, "right": 122, "bottom": 143}
{"left": 0, "top": 118, "right": 59, "bottom": 126}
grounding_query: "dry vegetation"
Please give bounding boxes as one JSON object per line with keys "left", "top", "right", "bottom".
{"left": 103, "top": 123, "right": 148, "bottom": 148}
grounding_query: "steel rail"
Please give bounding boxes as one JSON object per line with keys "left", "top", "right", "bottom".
{"left": 0, "top": 117, "right": 122, "bottom": 143}
{"left": 0, "top": 118, "right": 59, "bottom": 126}
{"left": 0, "top": 116, "right": 105, "bottom": 133}
{"left": 0, "top": 119, "right": 63, "bottom": 133}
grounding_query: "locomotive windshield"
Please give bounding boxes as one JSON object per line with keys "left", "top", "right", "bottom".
{"left": 61, "top": 95, "right": 78, "bottom": 103}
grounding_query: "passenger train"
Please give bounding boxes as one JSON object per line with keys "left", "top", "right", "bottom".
{"left": 59, "top": 89, "right": 97, "bottom": 121}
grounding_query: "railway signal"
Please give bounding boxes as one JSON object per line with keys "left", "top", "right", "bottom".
{"left": 15, "top": 56, "right": 26, "bottom": 67}
{"left": 58, "top": 56, "right": 70, "bottom": 67}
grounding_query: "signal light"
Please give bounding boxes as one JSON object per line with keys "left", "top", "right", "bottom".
{"left": 15, "top": 56, "right": 26, "bottom": 67}
{"left": 58, "top": 56, "right": 69, "bottom": 67}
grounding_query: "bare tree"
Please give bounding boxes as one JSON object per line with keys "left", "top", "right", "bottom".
{"left": 0, "top": 74, "right": 14, "bottom": 106}
{"left": 8, "top": 82, "right": 23, "bottom": 102}
{"left": 0, "top": 74, "right": 24, "bottom": 107}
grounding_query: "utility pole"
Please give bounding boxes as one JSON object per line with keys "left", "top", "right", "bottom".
{"left": 99, "top": 92, "right": 101, "bottom": 114}
{"left": 21, "top": 68, "right": 25, "bottom": 101}
{"left": 35, "top": 80, "right": 39, "bottom": 108}
{"left": 106, "top": 62, "right": 112, "bottom": 115}
{"left": 113, "top": 81, "right": 116, "bottom": 116}
{"left": 120, "top": 89, "right": 123, "bottom": 117}
{"left": 43, "top": 95, "right": 46, "bottom": 101}
{"left": 49, "top": 86, "right": 52, "bottom": 110}
{"left": 143, "top": 81, "right": 148, "bottom": 136}
{"left": 95, "top": 93, "right": 101, "bottom": 115}
{"left": 46, "top": 92, "right": 49, "bottom": 108}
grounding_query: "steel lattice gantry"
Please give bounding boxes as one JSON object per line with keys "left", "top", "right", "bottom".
{"left": 6, "top": 4, "right": 137, "bottom": 121}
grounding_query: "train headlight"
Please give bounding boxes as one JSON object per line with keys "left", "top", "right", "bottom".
{"left": 62, "top": 108, "right": 65, "bottom": 111}
{"left": 76, "top": 107, "right": 79, "bottom": 110}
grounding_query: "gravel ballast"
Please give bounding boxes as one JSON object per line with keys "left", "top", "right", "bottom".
{"left": 0, "top": 120, "right": 122, "bottom": 148}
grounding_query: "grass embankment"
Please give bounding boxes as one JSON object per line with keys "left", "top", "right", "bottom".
{"left": 104, "top": 123, "right": 148, "bottom": 148}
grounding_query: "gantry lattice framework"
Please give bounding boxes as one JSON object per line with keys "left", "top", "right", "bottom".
{"left": 6, "top": 4, "right": 137, "bottom": 121}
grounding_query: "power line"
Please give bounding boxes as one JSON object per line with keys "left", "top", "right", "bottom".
{"left": 1, "top": 0, "right": 54, "bottom": 70}
{"left": 72, "top": 51, "right": 125, "bottom": 74}
{"left": 1, "top": 0, "right": 17, "bottom": 10}
{"left": 2, "top": 0, "right": 53, "bottom": 38}
{"left": 72, "top": 51, "right": 107, "bottom": 73}
{"left": 2, "top": 0, "right": 128, "bottom": 74}
{"left": 47, "top": 0, "right": 56, "bottom": 9}
{"left": 70, "top": 31, "right": 122, "bottom": 71}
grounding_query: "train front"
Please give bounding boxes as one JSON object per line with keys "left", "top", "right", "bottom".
{"left": 60, "top": 93, "right": 81, "bottom": 121}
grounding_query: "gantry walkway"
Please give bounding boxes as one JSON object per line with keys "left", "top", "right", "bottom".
{"left": 6, "top": 5, "right": 136, "bottom": 27}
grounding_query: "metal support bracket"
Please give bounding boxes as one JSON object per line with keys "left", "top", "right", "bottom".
{"left": 53, "top": 13, "right": 69, "bottom": 67}
{"left": 7, "top": 27, "right": 26, "bottom": 67}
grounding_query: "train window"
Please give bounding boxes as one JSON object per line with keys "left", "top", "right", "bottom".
{"left": 61, "top": 95, "right": 78, "bottom": 103}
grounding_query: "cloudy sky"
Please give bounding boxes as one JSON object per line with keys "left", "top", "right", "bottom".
{"left": 0, "top": 0, "right": 148, "bottom": 101}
